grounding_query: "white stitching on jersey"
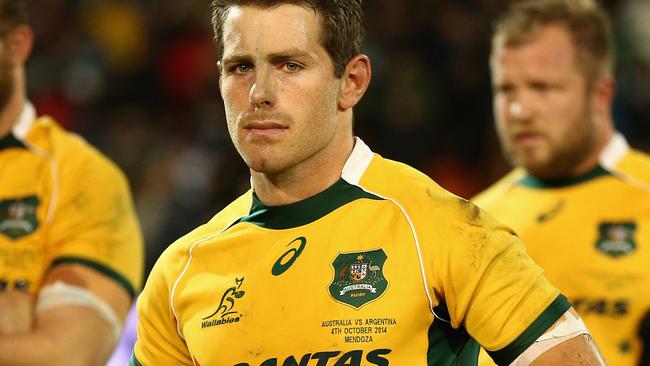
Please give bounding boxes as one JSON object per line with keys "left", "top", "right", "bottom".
{"left": 169, "top": 216, "right": 244, "bottom": 340}
{"left": 608, "top": 169, "right": 650, "bottom": 195}
{"left": 345, "top": 184, "right": 436, "bottom": 316}
{"left": 22, "top": 139, "right": 59, "bottom": 225}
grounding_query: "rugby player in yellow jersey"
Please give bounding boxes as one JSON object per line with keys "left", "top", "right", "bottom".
{"left": 132, "top": 1, "right": 604, "bottom": 365}
{"left": 0, "top": 1, "right": 144, "bottom": 365}
{"left": 475, "top": 0, "right": 650, "bottom": 365}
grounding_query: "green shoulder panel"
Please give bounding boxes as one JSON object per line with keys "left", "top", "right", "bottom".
{"left": 427, "top": 303, "right": 480, "bottom": 365}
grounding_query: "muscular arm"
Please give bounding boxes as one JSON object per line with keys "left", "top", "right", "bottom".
{"left": 531, "top": 334, "right": 605, "bottom": 366}
{"left": 0, "top": 264, "right": 132, "bottom": 366}
{"left": 512, "top": 308, "right": 606, "bottom": 366}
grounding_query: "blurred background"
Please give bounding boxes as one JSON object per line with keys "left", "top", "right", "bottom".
{"left": 25, "top": 0, "right": 650, "bottom": 276}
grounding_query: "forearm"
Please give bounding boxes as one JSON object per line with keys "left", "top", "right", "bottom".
{"left": 0, "top": 305, "right": 115, "bottom": 366}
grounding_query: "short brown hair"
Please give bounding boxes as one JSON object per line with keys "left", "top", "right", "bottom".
{"left": 0, "top": 0, "right": 28, "bottom": 34}
{"left": 211, "top": 0, "right": 364, "bottom": 77}
{"left": 492, "top": 0, "right": 614, "bottom": 83}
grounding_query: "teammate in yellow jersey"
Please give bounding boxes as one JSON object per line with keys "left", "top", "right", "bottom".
{"left": 0, "top": 1, "right": 144, "bottom": 365}
{"left": 132, "top": 1, "right": 604, "bottom": 365}
{"left": 474, "top": 0, "right": 650, "bottom": 365}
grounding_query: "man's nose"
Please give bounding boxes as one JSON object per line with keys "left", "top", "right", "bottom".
{"left": 507, "top": 94, "right": 534, "bottom": 122}
{"left": 249, "top": 69, "right": 275, "bottom": 110}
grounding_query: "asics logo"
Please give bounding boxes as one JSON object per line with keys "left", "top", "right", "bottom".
{"left": 272, "top": 237, "right": 306, "bottom": 276}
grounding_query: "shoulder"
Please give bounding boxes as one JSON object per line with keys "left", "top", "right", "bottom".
{"left": 359, "top": 155, "right": 447, "bottom": 204}
{"left": 472, "top": 168, "right": 525, "bottom": 209}
{"left": 29, "top": 116, "right": 128, "bottom": 187}
{"left": 358, "top": 155, "right": 499, "bottom": 230}
{"left": 613, "top": 148, "right": 650, "bottom": 186}
{"left": 151, "top": 191, "right": 253, "bottom": 282}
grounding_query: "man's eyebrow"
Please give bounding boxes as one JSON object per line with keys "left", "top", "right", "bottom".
{"left": 221, "top": 55, "right": 253, "bottom": 66}
{"left": 267, "top": 49, "right": 314, "bottom": 63}
{"left": 221, "top": 49, "right": 316, "bottom": 66}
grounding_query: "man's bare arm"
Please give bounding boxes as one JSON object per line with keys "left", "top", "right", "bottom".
{"left": 531, "top": 334, "right": 605, "bottom": 366}
{"left": 512, "top": 308, "right": 606, "bottom": 366}
{"left": 0, "top": 264, "right": 131, "bottom": 366}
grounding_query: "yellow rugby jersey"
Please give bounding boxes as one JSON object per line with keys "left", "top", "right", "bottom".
{"left": 132, "top": 138, "right": 569, "bottom": 366}
{"left": 474, "top": 134, "right": 650, "bottom": 366}
{"left": 0, "top": 103, "right": 143, "bottom": 299}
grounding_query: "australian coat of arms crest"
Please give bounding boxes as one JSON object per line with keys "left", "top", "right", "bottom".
{"left": 329, "top": 248, "right": 388, "bottom": 309}
{"left": 595, "top": 222, "right": 636, "bottom": 258}
{"left": 0, "top": 196, "right": 40, "bottom": 240}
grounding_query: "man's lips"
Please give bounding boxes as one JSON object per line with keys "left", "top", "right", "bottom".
{"left": 243, "top": 121, "right": 288, "bottom": 135}
{"left": 513, "top": 132, "right": 543, "bottom": 147}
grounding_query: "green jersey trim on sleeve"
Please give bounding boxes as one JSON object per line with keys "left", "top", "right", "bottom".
{"left": 426, "top": 302, "right": 480, "bottom": 365}
{"left": 237, "top": 178, "right": 384, "bottom": 230}
{"left": 487, "top": 294, "right": 571, "bottom": 365}
{"left": 50, "top": 256, "right": 137, "bottom": 299}
{"left": 128, "top": 354, "right": 143, "bottom": 366}
{"left": 519, "top": 166, "right": 610, "bottom": 189}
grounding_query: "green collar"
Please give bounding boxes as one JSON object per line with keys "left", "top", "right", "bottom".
{"left": 519, "top": 165, "right": 611, "bottom": 189}
{"left": 0, "top": 133, "right": 25, "bottom": 151}
{"left": 237, "top": 179, "right": 383, "bottom": 230}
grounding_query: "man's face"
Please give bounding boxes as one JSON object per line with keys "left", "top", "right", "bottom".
{"left": 491, "top": 25, "right": 597, "bottom": 179}
{"left": 219, "top": 4, "right": 342, "bottom": 176}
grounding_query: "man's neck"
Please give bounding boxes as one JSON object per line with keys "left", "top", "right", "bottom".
{"left": 568, "top": 120, "right": 615, "bottom": 178}
{"left": 0, "top": 90, "right": 25, "bottom": 139}
{"left": 252, "top": 135, "right": 355, "bottom": 207}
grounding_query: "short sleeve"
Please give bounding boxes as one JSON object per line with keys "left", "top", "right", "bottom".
{"left": 434, "top": 202, "right": 570, "bottom": 365}
{"left": 47, "top": 151, "right": 144, "bottom": 299}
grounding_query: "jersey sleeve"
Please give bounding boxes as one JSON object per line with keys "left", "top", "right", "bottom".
{"left": 132, "top": 249, "right": 193, "bottom": 365}
{"left": 47, "top": 150, "right": 143, "bottom": 299}
{"left": 432, "top": 199, "right": 570, "bottom": 365}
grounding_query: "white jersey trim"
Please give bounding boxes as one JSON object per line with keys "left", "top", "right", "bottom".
{"left": 599, "top": 133, "right": 650, "bottom": 194}
{"left": 598, "top": 132, "right": 629, "bottom": 171}
{"left": 12, "top": 101, "right": 36, "bottom": 140}
{"left": 341, "top": 137, "right": 375, "bottom": 185}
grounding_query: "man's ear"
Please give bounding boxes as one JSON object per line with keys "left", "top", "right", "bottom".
{"left": 591, "top": 76, "right": 615, "bottom": 118}
{"left": 338, "top": 54, "right": 371, "bottom": 111}
{"left": 8, "top": 25, "right": 33, "bottom": 64}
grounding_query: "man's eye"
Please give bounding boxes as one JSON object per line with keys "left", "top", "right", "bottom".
{"left": 531, "top": 82, "right": 551, "bottom": 92}
{"left": 495, "top": 84, "right": 514, "bottom": 95}
{"left": 283, "top": 62, "right": 301, "bottom": 72}
{"left": 233, "top": 64, "right": 251, "bottom": 74}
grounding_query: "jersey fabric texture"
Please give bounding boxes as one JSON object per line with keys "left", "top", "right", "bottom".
{"left": 0, "top": 103, "right": 143, "bottom": 299}
{"left": 474, "top": 134, "right": 650, "bottom": 366}
{"left": 132, "top": 138, "right": 569, "bottom": 366}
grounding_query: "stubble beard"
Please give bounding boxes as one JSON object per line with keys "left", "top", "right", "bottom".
{"left": 502, "top": 107, "right": 597, "bottom": 181}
